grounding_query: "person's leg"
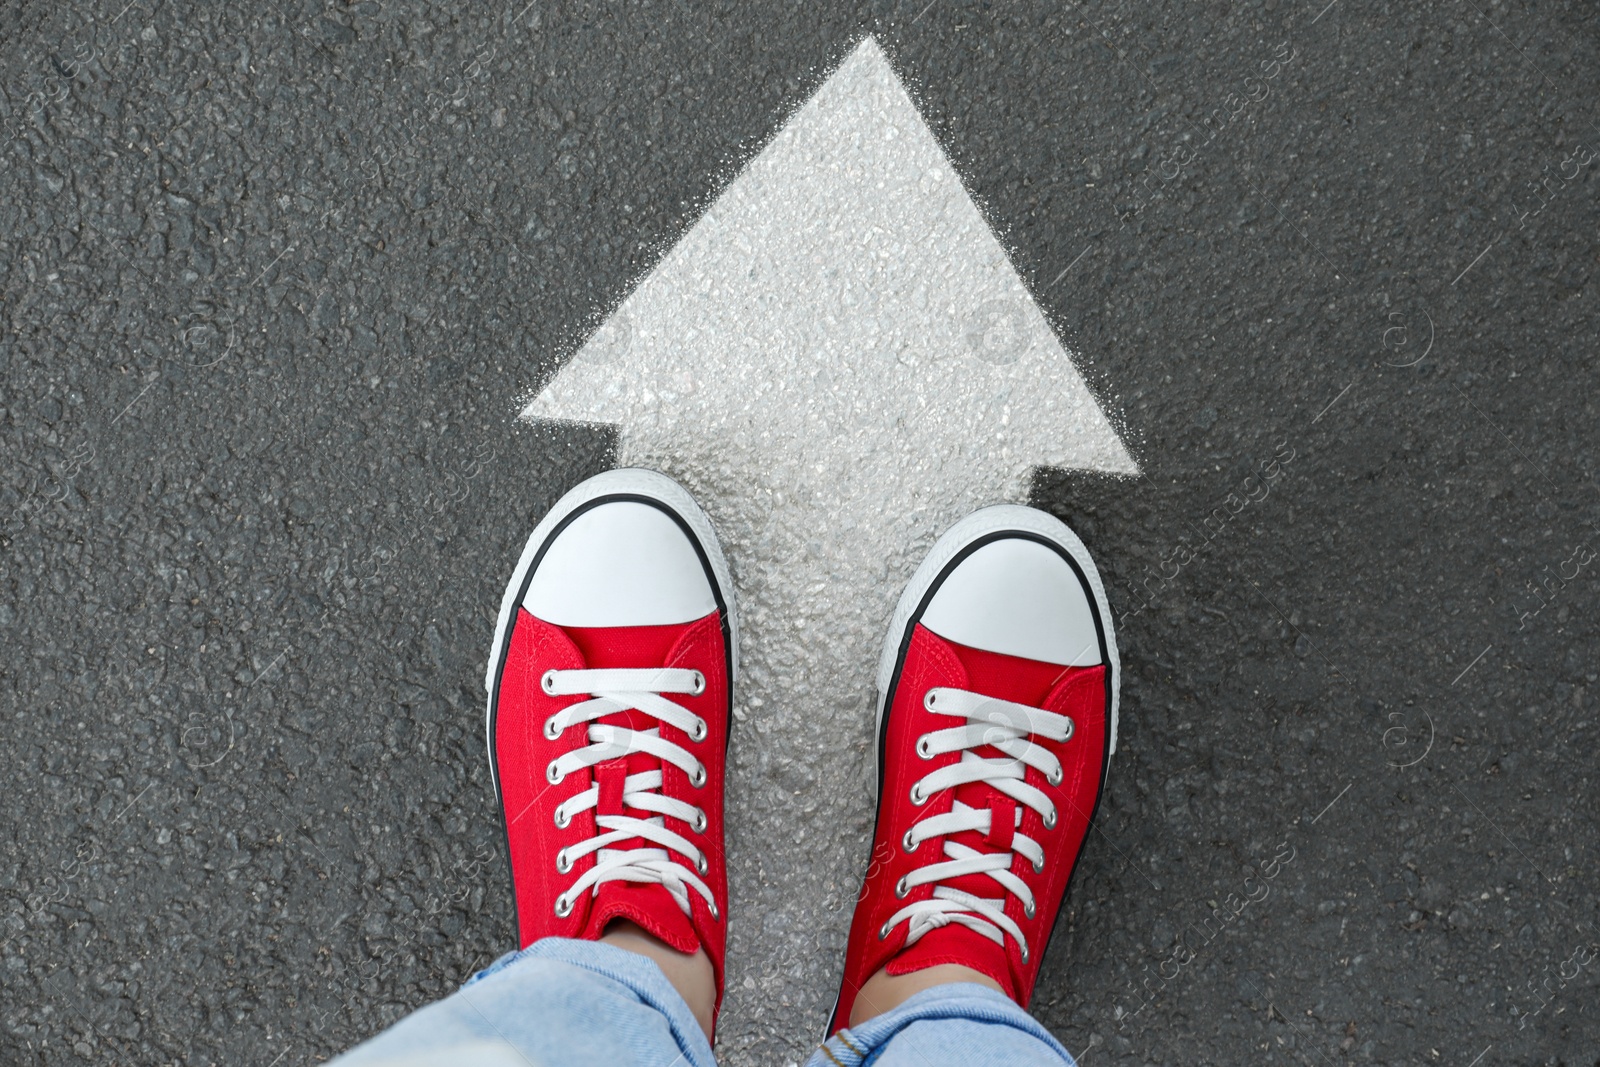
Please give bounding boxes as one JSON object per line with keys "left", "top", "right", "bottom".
{"left": 823, "top": 505, "right": 1119, "bottom": 1065}
{"left": 602, "top": 918, "right": 717, "bottom": 1036}
{"left": 332, "top": 470, "right": 738, "bottom": 1063}
{"left": 851, "top": 961, "right": 1003, "bottom": 1015}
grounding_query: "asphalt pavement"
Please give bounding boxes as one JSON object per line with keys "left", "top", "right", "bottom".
{"left": 2, "top": 1, "right": 1597, "bottom": 1064}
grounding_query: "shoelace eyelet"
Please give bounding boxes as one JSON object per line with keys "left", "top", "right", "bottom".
{"left": 554, "top": 807, "right": 571, "bottom": 830}
{"left": 909, "top": 783, "right": 928, "bottom": 806}
{"left": 690, "top": 717, "right": 708, "bottom": 743}
{"left": 1020, "top": 944, "right": 1030, "bottom": 963}
{"left": 689, "top": 764, "right": 707, "bottom": 789}
{"left": 709, "top": 900, "right": 721, "bottom": 921}
{"left": 1031, "top": 854, "right": 1044, "bottom": 873}
{"left": 554, "top": 894, "right": 573, "bottom": 918}
{"left": 878, "top": 920, "right": 891, "bottom": 940}
{"left": 894, "top": 875, "right": 910, "bottom": 899}
{"left": 695, "top": 853, "right": 708, "bottom": 876}
{"left": 902, "top": 829, "right": 918, "bottom": 853}
{"left": 555, "top": 849, "right": 572, "bottom": 874}
{"left": 541, "top": 670, "right": 558, "bottom": 695}
{"left": 923, "top": 690, "right": 938, "bottom": 710}
{"left": 1042, "top": 808, "right": 1057, "bottom": 830}
{"left": 1024, "top": 900, "right": 1036, "bottom": 919}
{"left": 690, "top": 670, "right": 705, "bottom": 695}
{"left": 544, "top": 717, "right": 563, "bottom": 741}
{"left": 915, "top": 736, "right": 933, "bottom": 759}
{"left": 692, "top": 810, "right": 708, "bottom": 834}
{"left": 1046, "top": 766, "right": 1063, "bottom": 787}
{"left": 546, "top": 763, "right": 564, "bottom": 786}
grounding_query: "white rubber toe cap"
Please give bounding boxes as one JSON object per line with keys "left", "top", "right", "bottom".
{"left": 523, "top": 501, "right": 717, "bottom": 627}
{"left": 920, "top": 537, "right": 1103, "bottom": 667}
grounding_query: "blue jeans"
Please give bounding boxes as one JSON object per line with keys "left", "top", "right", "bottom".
{"left": 332, "top": 937, "right": 1077, "bottom": 1066}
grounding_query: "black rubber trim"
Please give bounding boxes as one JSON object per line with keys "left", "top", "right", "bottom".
{"left": 486, "top": 491, "right": 736, "bottom": 941}
{"left": 871, "top": 527, "right": 1115, "bottom": 985}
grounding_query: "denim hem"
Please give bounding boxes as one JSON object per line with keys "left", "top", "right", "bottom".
{"left": 467, "top": 937, "right": 717, "bottom": 1067}
{"left": 810, "top": 982, "right": 1076, "bottom": 1067}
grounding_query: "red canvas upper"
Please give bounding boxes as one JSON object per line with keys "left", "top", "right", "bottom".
{"left": 492, "top": 606, "right": 731, "bottom": 1020}
{"left": 830, "top": 623, "right": 1107, "bottom": 1033}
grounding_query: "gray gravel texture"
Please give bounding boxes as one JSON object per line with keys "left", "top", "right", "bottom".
{"left": 2, "top": 1, "right": 1597, "bottom": 1065}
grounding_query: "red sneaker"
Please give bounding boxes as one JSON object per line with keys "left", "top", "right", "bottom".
{"left": 830, "top": 505, "right": 1119, "bottom": 1032}
{"left": 485, "top": 468, "right": 737, "bottom": 1022}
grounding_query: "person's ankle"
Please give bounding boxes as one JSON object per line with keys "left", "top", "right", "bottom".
{"left": 847, "top": 962, "right": 1006, "bottom": 1027}
{"left": 600, "top": 919, "right": 717, "bottom": 1041}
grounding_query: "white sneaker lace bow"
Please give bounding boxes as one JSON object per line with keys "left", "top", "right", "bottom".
{"left": 542, "top": 667, "right": 718, "bottom": 921}
{"left": 882, "top": 686, "right": 1074, "bottom": 964}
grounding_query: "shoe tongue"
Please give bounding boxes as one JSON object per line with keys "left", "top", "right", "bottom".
{"left": 887, "top": 923, "right": 1019, "bottom": 999}
{"left": 945, "top": 638, "right": 1070, "bottom": 703}
{"left": 564, "top": 622, "right": 693, "bottom": 736}
{"left": 564, "top": 623, "right": 688, "bottom": 670}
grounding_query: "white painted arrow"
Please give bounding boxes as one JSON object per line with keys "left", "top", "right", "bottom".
{"left": 522, "top": 35, "right": 1136, "bottom": 1041}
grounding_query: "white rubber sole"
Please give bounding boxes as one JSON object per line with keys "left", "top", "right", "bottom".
{"left": 483, "top": 468, "right": 739, "bottom": 800}
{"left": 871, "top": 503, "right": 1121, "bottom": 802}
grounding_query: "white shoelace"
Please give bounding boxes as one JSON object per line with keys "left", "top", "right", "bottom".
{"left": 542, "top": 667, "right": 718, "bottom": 921}
{"left": 881, "top": 686, "right": 1075, "bottom": 964}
